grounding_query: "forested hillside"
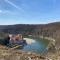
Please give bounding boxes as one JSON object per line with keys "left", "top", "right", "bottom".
{"left": 0, "top": 22, "right": 60, "bottom": 48}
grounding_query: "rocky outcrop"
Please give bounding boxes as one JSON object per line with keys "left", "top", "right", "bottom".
{"left": 0, "top": 45, "right": 46, "bottom": 60}
{"left": 0, "top": 45, "right": 60, "bottom": 60}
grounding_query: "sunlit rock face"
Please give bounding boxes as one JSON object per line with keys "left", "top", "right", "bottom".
{"left": 23, "top": 38, "right": 36, "bottom": 45}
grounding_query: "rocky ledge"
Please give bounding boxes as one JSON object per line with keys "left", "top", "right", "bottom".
{"left": 0, "top": 45, "right": 60, "bottom": 60}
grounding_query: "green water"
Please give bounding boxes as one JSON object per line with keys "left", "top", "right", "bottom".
{"left": 22, "top": 37, "right": 49, "bottom": 54}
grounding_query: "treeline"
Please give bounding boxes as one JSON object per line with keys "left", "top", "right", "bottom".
{"left": 0, "top": 22, "right": 60, "bottom": 47}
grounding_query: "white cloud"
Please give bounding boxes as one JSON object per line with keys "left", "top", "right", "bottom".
{"left": 0, "top": 10, "right": 15, "bottom": 15}
{"left": 5, "top": 0, "right": 24, "bottom": 11}
{"left": 0, "top": 10, "right": 3, "bottom": 13}
{"left": 0, "top": 10, "right": 8, "bottom": 14}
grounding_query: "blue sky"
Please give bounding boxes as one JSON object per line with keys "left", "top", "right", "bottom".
{"left": 0, "top": 0, "right": 60, "bottom": 25}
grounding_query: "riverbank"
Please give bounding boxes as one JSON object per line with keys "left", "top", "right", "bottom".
{"left": 39, "top": 36, "right": 55, "bottom": 41}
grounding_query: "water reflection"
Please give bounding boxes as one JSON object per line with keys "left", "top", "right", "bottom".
{"left": 22, "top": 38, "right": 49, "bottom": 54}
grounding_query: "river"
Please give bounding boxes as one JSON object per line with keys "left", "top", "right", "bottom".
{"left": 22, "top": 38, "right": 49, "bottom": 54}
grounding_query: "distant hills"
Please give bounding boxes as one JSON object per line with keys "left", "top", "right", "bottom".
{"left": 0, "top": 22, "right": 60, "bottom": 47}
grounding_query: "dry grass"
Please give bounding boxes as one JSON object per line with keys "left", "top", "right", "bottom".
{"left": 0, "top": 45, "right": 46, "bottom": 60}
{"left": 0, "top": 45, "right": 60, "bottom": 60}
